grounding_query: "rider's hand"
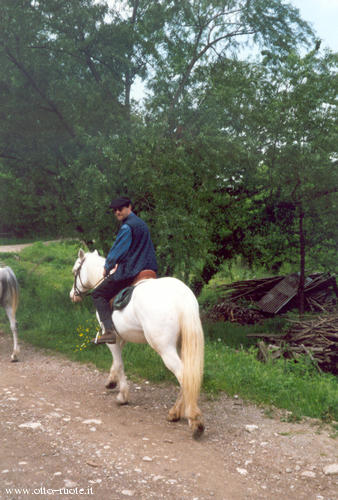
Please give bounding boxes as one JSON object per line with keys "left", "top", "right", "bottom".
{"left": 103, "top": 264, "right": 117, "bottom": 278}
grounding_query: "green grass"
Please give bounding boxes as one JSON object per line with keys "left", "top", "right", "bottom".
{"left": 203, "top": 316, "right": 288, "bottom": 349}
{"left": 1, "top": 241, "right": 337, "bottom": 423}
{"left": 204, "top": 342, "right": 337, "bottom": 421}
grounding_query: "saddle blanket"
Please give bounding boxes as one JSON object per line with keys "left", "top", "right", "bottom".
{"left": 113, "top": 286, "right": 135, "bottom": 310}
{"left": 111, "top": 270, "right": 157, "bottom": 311}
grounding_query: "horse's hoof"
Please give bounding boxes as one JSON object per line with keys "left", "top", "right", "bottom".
{"left": 116, "top": 392, "right": 129, "bottom": 405}
{"left": 10, "top": 357, "right": 19, "bottom": 363}
{"left": 116, "top": 399, "right": 128, "bottom": 406}
{"left": 105, "top": 381, "right": 117, "bottom": 390}
{"left": 192, "top": 422, "right": 205, "bottom": 440}
{"left": 167, "top": 413, "right": 180, "bottom": 422}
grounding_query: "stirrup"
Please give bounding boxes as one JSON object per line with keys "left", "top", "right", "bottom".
{"left": 91, "top": 329, "right": 116, "bottom": 345}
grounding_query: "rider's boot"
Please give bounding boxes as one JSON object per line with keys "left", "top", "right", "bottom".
{"left": 92, "top": 321, "right": 117, "bottom": 345}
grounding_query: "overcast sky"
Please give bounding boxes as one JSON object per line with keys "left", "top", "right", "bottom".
{"left": 290, "top": 0, "right": 338, "bottom": 51}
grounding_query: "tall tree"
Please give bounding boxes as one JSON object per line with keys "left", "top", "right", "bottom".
{"left": 176, "top": 46, "right": 338, "bottom": 292}
{"left": 258, "top": 48, "right": 338, "bottom": 312}
{"left": 0, "top": 0, "right": 127, "bottom": 234}
{"left": 1, "top": 0, "right": 322, "bottom": 289}
{"left": 144, "top": 0, "right": 313, "bottom": 124}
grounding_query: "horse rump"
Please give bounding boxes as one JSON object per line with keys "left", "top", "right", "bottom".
{"left": 0, "top": 266, "right": 19, "bottom": 308}
{"left": 0, "top": 266, "right": 20, "bottom": 361}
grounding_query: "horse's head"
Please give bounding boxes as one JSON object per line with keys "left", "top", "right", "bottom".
{"left": 70, "top": 248, "right": 87, "bottom": 303}
{"left": 70, "top": 248, "right": 104, "bottom": 303}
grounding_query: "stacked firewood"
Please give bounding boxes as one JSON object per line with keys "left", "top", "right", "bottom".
{"left": 216, "top": 273, "right": 337, "bottom": 313}
{"left": 218, "top": 276, "right": 284, "bottom": 302}
{"left": 294, "top": 273, "right": 338, "bottom": 312}
{"left": 208, "top": 301, "right": 265, "bottom": 324}
{"left": 207, "top": 276, "right": 284, "bottom": 324}
{"left": 249, "top": 314, "right": 338, "bottom": 374}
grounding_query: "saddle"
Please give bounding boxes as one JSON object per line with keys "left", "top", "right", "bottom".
{"left": 109, "top": 270, "right": 157, "bottom": 311}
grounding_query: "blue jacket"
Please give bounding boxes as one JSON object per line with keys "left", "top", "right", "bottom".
{"left": 105, "top": 212, "right": 157, "bottom": 281}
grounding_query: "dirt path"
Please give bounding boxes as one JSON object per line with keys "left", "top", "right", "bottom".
{"left": 0, "top": 241, "right": 62, "bottom": 253}
{"left": 0, "top": 333, "right": 337, "bottom": 500}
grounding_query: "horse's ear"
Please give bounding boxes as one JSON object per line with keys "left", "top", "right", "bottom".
{"left": 93, "top": 249, "right": 99, "bottom": 255}
{"left": 78, "top": 248, "right": 85, "bottom": 260}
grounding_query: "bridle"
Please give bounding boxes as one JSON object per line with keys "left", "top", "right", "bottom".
{"left": 73, "top": 258, "right": 91, "bottom": 298}
{"left": 72, "top": 257, "right": 105, "bottom": 298}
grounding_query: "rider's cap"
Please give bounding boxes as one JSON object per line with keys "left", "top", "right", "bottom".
{"left": 109, "top": 196, "right": 132, "bottom": 210}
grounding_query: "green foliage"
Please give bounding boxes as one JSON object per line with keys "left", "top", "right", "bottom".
{"left": 1, "top": 0, "right": 336, "bottom": 285}
{"left": 194, "top": 50, "right": 338, "bottom": 279}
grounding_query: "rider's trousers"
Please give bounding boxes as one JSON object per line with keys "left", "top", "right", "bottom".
{"left": 92, "top": 274, "right": 134, "bottom": 330}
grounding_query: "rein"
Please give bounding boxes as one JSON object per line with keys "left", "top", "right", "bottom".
{"left": 73, "top": 258, "right": 153, "bottom": 299}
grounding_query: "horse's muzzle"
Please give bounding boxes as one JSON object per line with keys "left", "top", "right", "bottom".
{"left": 70, "top": 290, "right": 82, "bottom": 303}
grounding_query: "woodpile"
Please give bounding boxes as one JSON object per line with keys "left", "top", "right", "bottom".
{"left": 215, "top": 272, "right": 337, "bottom": 314}
{"left": 207, "top": 301, "right": 265, "bottom": 324}
{"left": 217, "top": 275, "right": 284, "bottom": 302}
{"left": 248, "top": 314, "right": 338, "bottom": 374}
{"left": 206, "top": 273, "right": 337, "bottom": 373}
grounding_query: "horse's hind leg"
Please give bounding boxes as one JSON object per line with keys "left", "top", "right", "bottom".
{"left": 159, "top": 348, "right": 185, "bottom": 422}
{"left": 167, "top": 389, "right": 184, "bottom": 422}
{"left": 157, "top": 343, "right": 204, "bottom": 438}
{"left": 168, "top": 381, "right": 204, "bottom": 438}
{"left": 6, "top": 305, "right": 19, "bottom": 362}
{"left": 161, "top": 346, "right": 204, "bottom": 438}
{"left": 187, "top": 404, "right": 204, "bottom": 439}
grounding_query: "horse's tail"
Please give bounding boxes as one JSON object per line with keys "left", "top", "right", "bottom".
{"left": 180, "top": 295, "right": 204, "bottom": 420}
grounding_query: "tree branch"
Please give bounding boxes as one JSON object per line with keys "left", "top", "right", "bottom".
{"left": 169, "top": 28, "right": 256, "bottom": 113}
{"left": 4, "top": 46, "right": 76, "bottom": 139}
{"left": 308, "top": 187, "right": 338, "bottom": 200}
{"left": 0, "top": 152, "right": 20, "bottom": 160}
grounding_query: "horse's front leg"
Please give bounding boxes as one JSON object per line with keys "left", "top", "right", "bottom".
{"left": 106, "top": 342, "right": 129, "bottom": 405}
{"left": 95, "top": 313, "right": 119, "bottom": 390}
{"left": 6, "top": 306, "right": 19, "bottom": 362}
{"left": 105, "top": 342, "right": 120, "bottom": 389}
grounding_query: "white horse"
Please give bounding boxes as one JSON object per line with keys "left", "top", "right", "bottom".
{"left": 70, "top": 249, "right": 205, "bottom": 438}
{"left": 0, "top": 266, "right": 20, "bottom": 362}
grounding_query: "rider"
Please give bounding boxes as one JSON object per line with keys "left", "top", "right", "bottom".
{"left": 92, "top": 196, "right": 158, "bottom": 344}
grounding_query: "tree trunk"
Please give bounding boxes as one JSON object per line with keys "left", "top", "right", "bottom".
{"left": 298, "top": 203, "right": 305, "bottom": 316}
